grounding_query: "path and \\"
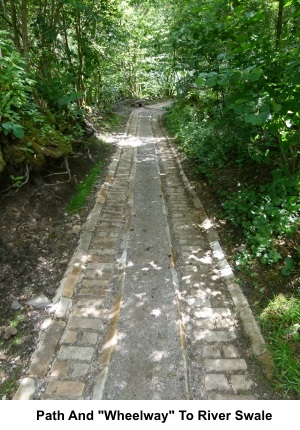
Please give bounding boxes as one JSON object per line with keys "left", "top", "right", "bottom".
{"left": 14, "top": 103, "right": 273, "bottom": 400}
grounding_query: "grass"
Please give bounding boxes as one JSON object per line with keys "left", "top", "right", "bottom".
{"left": 258, "top": 293, "right": 300, "bottom": 398}
{"left": 0, "top": 366, "right": 22, "bottom": 399}
{"left": 0, "top": 312, "right": 25, "bottom": 399}
{"left": 67, "top": 160, "right": 104, "bottom": 213}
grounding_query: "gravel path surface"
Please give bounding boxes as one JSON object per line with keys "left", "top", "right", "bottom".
{"left": 13, "top": 104, "right": 275, "bottom": 400}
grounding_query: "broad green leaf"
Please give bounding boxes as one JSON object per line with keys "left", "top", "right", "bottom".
{"left": 271, "top": 102, "right": 282, "bottom": 113}
{"left": 244, "top": 114, "right": 266, "bottom": 125}
{"left": 235, "top": 98, "right": 248, "bottom": 105}
{"left": 12, "top": 124, "right": 24, "bottom": 139}
{"left": 206, "top": 76, "right": 218, "bottom": 86}
{"left": 218, "top": 75, "right": 229, "bottom": 86}
{"left": 196, "top": 77, "right": 206, "bottom": 86}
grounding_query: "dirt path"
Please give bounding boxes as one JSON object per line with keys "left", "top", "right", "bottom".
{"left": 13, "top": 104, "right": 275, "bottom": 400}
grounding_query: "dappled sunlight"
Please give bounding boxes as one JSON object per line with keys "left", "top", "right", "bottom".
{"left": 141, "top": 261, "right": 163, "bottom": 271}
{"left": 134, "top": 292, "right": 148, "bottom": 307}
{"left": 201, "top": 219, "right": 213, "bottom": 230}
{"left": 102, "top": 334, "right": 118, "bottom": 351}
{"left": 150, "top": 308, "right": 162, "bottom": 317}
{"left": 199, "top": 254, "right": 213, "bottom": 264}
{"left": 149, "top": 350, "right": 169, "bottom": 362}
{"left": 119, "top": 135, "right": 157, "bottom": 148}
{"left": 194, "top": 307, "right": 231, "bottom": 319}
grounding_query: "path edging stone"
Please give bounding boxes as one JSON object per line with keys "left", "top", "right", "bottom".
{"left": 162, "top": 128, "right": 274, "bottom": 380}
{"left": 13, "top": 144, "right": 124, "bottom": 400}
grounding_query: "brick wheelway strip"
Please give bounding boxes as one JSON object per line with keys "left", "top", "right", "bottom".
{"left": 14, "top": 104, "right": 274, "bottom": 400}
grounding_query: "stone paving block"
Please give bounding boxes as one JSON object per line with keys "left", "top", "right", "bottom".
{"left": 230, "top": 374, "right": 253, "bottom": 392}
{"left": 215, "top": 317, "right": 236, "bottom": 330}
{"left": 57, "top": 345, "right": 94, "bottom": 361}
{"left": 194, "top": 307, "right": 231, "bottom": 319}
{"left": 96, "top": 231, "right": 118, "bottom": 238}
{"left": 68, "top": 317, "right": 102, "bottom": 331}
{"left": 100, "top": 221, "right": 122, "bottom": 227}
{"left": 193, "top": 319, "right": 215, "bottom": 330}
{"left": 90, "top": 248, "right": 116, "bottom": 255}
{"left": 204, "top": 358, "right": 247, "bottom": 372}
{"left": 77, "top": 297, "right": 105, "bottom": 307}
{"left": 88, "top": 255, "right": 115, "bottom": 263}
{"left": 202, "top": 345, "right": 222, "bottom": 358}
{"left": 205, "top": 374, "right": 231, "bottom": 391}
{"left": 185, "top": 265, "right": 198, "bottom": 272}
{"left": 79, "top": 332, "right": 99, "bottom": 345}
{"left": 81, "top": 279, "right": 110, "bottom": 288}
{"left": 181, "top": 245, "right": 205, "bottom": 252}
{"left": 239, "top": 307, "right": 267, "bottom": 356}
{"left": 85, "top": 213, "right": 101, "bottom": 232}
{"left": 45, "top": 380, "right": 85, "bottom": 398}
{"left": 96, "top": 189, "right": 108, "bottom": 204}
{"left": 72, "top": 306, "right": 103, "bottom": 318}
{"left": 61, "top": 330, "right": 78, "bottom": 344}
{"left": 194, "top": 330, "right": 236, "bottom": 342}
{"left": 63, "top": 266, "right": 81, "bottom": 298}
{"left": 187, "top": 296, "right": 211, "bottom": 307}
{"left": 77, "top": 231, "right": 93, "bottom": 253}
{"left": 104, "top": 203, "right": 124, "bottom": 210}
{"left": 211, "top": 295, "right": 231, "bottom": 308}
{"left": 77, "top": 287, "right": 108, "bottom": 297}
{"left": 86, "top": 262, "right": 114, "bottom": 270}
{"left": 95, "top": 227, "right": 120, "bottom": 236}
{"left": 222, "top": 344, "right": 241, "bottom": 358}
{"left": 85, "top": 268, "right": 113, "bottom": 279}
{"left": 28, "top": 320, "right": 66, "bottom": 378}
{"left": 51, "top": 360, "right": 71, "bottom": 378}
{"left": 227, "top": 281, "right": 249, "bottom": 311}
{"left": 92, "top": 237, "right": 117, "bottom": 246}
{"left": 102, "top": 212, "right": 123, "bottom": 218}
{"left": 54, "top": 296, "right": 72, "bottom": 319}
{"left": 13, "top": 377, "right": 35, "bottom": 400}
{"left": 72, "top": 363, "right": 90, "bottom": 378}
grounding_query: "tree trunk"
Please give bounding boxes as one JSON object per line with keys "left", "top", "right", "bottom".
{"left": 276, "top": 0, "right": 284, "bottom": 48}
{"left": 21, "top": 0, "right": 29, "bottom": 71}
{"left": 75, "top": 11, "right": 85, "bottom": 106}
{"left": 10, "top": 0, "right": 22, "bottom": 52}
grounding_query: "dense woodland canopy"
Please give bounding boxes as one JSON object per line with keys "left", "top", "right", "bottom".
{"left": 0, "top": 0, "right": 173, "bottom": 177}
{"left": 3, "top": 0, "right": 296, "bottom": 268}
{"left": 0, "top": 0, "right": 300, "bottom": 396}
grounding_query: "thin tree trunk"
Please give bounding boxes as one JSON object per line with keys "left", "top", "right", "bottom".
{"left": 276, "top": 0, "right": 284, "bottom": 48}
{"left": 75, "top": 11, "right": 85, "bottom": 106}
{"left": 21, "top": 0, "right": 29, "bottom": 71}
{"left": 10, "top": 0, "right": 22, "bottom": 52}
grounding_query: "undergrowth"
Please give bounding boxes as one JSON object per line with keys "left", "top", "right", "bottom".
{"left": 259, "top": 293, "right": 300, "bottom": 399}
{"left": 67, "top": 160, "right": 104, "bottom": 213}
{"left": 164, "top": 99, "right": 300, "bottom": 399}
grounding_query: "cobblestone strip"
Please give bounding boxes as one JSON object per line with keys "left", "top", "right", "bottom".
{"left": 13, "top": 113, "right": 138, "bottom": 400}
{"left": 152, "top": 111, "right": 271, "bottom": 399}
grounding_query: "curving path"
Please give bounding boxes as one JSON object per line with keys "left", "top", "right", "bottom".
{"left": 14, "top": 103, "right": 274, "bottom": 400}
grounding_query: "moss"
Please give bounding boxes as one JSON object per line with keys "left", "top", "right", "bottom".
{"left": 28, "top": 153, "right": 45, "bottom": 170}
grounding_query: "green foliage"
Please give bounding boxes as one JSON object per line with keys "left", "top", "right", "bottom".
{"left": 67, "top": 160, "right": 104, "bottom": 213}
{"left": 165, "top": 101, "right": 250, "bottom": 176}
{"left": 222, "top": 170, "right": 299, "bottom": 266}
{"left": 0, "top": 32, "right": 33, "bottom": 136}
{"left": 9, "top": 175, "right": 25, "bottom": 188}
{"left": 259, "top": 293, "right": 300, "bottom": 398}
{"left": 2, "top": 123, "right": 24, "bottom": 139}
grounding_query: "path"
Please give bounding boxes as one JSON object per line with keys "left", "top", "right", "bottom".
{"left": 14, "top": 103, "right": 274, "bottom": 400}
